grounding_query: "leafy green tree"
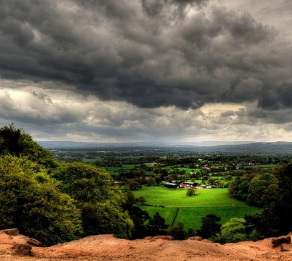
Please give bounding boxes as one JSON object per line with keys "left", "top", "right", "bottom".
{"left": 258, "top": 163, "right": 292, "bottom": 237}
{"left": 260, "top": 183, "right": 279, "bottom": 207}
{"left": 216, "top": 218, "right": 247, "bottom": 243}
{"left": 247, "top": 173, "right": 279, "bottom": 207}
{"left": 228, "top": 173, "right": 256, "bottom": 201}
{"left": 214, "top": 179, "right": 225, "bottom": 188}
{"left": 154, "top": 174, "right": 162, "bottom": 185}
{"left": 201, "top": 176, "right": 209, "bottom": 184}
{"left": 224, "top": 174, "right": 233, "bottom": 182}
{"left": 228, "top": 177, "right": 239, "bottom": 197}
{"left": 123, "top": 191, "right": 136, "bottom": 207}
{"left": 81, "top": 201, "right": 133, "bottom": 238}
{"left": 228, "top": 163, "right": 292, "bottom": 239}
{"left": 186, "top": 187, "right": 195, "bottom": 196}
{"left": 20, "top": 182, "right": 83, "bottom": 246}
{"left": 196, "top": 214, "right": 221, "bottom": 239}
{"left": 146, "top": 177, "right": 156, "bottom": 186}
{"left": 167, "top": 221, "right": 187, "bottom": 240}
{"left": 53, "top": 162, "right": 134, "bottom": 238}
{"left": 0, "top": 124, "right": 56, "bottom": 168}
{"left": 0, "top": 155, "right": 82, "bottom": 246}
{"left": 208, "top": 177, "right": 217, "bottom": 186}
{"left": 122, "top": 192, "right": 150, "bottom": 239}
{"left": 187, "top": 227, "right": 195, "bottom": 237}
{"left": 137, "top": 196, "right": 146, "bottom": 205}
{"left": 53, "top": 162, "right": 114, "bottom": 202}
{"left": 244, "top": 213, "right": 265, "bottom": 241}
{"left": 147, "top": 212, "right": 166, "bottom": 236}
{"left": 128, "top": 180, "right": 142, "bottom": 190}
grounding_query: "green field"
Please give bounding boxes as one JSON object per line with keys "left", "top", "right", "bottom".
{"left": 164, "top": 166, "right": 201, "bottom": 173}
{"left": 134, "top": 187, "right": 261, "bottom": 231}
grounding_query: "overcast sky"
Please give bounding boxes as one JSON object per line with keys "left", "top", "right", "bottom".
{"left": 1, "top": 0, "right": 292, "bottom": 143}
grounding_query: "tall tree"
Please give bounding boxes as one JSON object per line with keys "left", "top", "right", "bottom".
{"left": 53, "top": 162, "right": 134, "bottom": 238}
{"left": 247, "top": 173, "right": 279, "bottom": 207}
{"left": 0, "top": 124, "right": 56, "bottom": 168}
{"left": 217, "top": 218, "right": 247, "bottom": 243}
{"left": 196, "top": 214, "right": 221, "bottom": 239}
{"left": 147, "top": 212, "right": 166, "bottom": 236}
{"left": 122, "top": 192, "right": 150, "bottom": 239}
{"left": 167, "top": 221, "right": 187, "bottom": 240}
{"left": 259, "top": 163, "right": 292, "bottom": 236}
{"left": 0, "top": 155, "right": 82, "bottom": 246}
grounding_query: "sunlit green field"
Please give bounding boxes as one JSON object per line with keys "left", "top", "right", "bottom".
{"left": 164, "top": 166, "right": 201, "bottom": 173}
{"left": 134, "top": 187, "right": 261, "bottom": 231}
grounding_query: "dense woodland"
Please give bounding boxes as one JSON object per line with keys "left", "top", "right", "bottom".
{"left": 1, "top": 124, "right": 292, "bottom": 245}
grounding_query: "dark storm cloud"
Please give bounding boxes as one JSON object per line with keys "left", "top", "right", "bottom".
{"left": 141, "top": 0, "right": 208, "bottom": 17}
{"left": 0, "top": 0, "right": 291, "bottom": 112}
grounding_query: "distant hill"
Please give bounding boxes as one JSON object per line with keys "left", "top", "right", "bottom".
{"left": 215, "top": 142, "right": 292, "bottom": 155}
{"left": 38, "top": 141, "right": 292, "bottom": 155}
{"left": 38, "top": 140, "right": 251, "bottom": 149}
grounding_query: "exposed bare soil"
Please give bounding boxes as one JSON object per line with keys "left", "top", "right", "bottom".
{"left": 1, "top": 231, "right": 292, "bottom": 261}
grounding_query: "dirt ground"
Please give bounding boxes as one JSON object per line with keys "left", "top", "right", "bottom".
{"left": 1, "top": 231, "right": 292, "bottom": 261}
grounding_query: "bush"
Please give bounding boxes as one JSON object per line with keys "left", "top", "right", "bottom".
{"left": 186, "top": 188, "right": 195, "bottom": 196}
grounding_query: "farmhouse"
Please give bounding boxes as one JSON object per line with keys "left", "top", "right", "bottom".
{"left": 164, "top": 182, "right": 179, "bottom": 188}
{"left": 206, "top": 185, "right": 216, "bottom": 189}
{"left": 180, "top": 182, "right": 198, "bottom": 188}
{"left": 144, "top": 162, "right": 158, "bottom": 167}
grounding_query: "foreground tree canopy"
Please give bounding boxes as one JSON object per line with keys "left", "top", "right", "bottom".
{"left": 0, "top": 155, "right": 83, "bottom": 246}
{"left": 0, "top": 124, "right": 56, "bottom": 168}
{"left": 53, "top": 162, "right": 134, "bottom": 238}
{"left": 1, "top": 124, "right": 292, "bottom": 245}
{"left": 228, "top": 162, "right": 292, "bottom": 238}
{"left": 0, "top": 125, "right": 133, "bottom": 245}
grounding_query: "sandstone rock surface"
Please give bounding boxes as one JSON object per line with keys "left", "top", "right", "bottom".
{"left": 1, "top": 230, "right": 292, "bottom": 261}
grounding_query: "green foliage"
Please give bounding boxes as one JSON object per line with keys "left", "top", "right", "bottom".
{"left": 123, "top": 191, "right": 136, "bottom": 207}
{"left": 244, "top": 213, "right": 265, "bottom": 241}
{"left": 82, "top": 201, "right": 133, "bottom": 238}
{"left": 230, "top": 162, "right": 292, "bottom": 238}
{"left": 137, "top": 196, "right": 146, "bottom": 205}
{"left": 258, "top": 163, "right": 292, "bottom": 236}
{"left": 122, "top": 191, "right": 150, "bottom": 239}
{"left": 228, "top": 171, "right": 279, "bottom": 208}
{"left": 216, "top": 218, "right": 247, "bottom": 243}
{"left": 53, "top": 162, "right": 134, "bottom": 238}
{"left": 0, "top": 124, "right": 56, "bottom": 168}
{"left": 0, "top": 124, "right": 28, "bottom": 155}
{"left": 167, "top": 221, "right": 187, "bottom": 240}
{"left": 146, "top": 177, "right": 156, "bottom": 186}
{"left": 196, "top": 214, "right": 221, "bottom": 239}
{"left": 247, "top": 173, "right": 279, "bottom": 207}
{"left": 186, "top": 187, "right": 195, "bottom": 197}
{"left": 187, "top": 227, "right": 195, "bottom": 237}
{"left": 19, "top": 182, "right": 83, "bottom": 246}
{"left": 147, "top": 212, "right": 166, "bottom": 236}
{"left": 228, "top": 174, "right": 256, "bottom": 201}
{"left": 0, "top": 155, "right": 82, "bottom": 246}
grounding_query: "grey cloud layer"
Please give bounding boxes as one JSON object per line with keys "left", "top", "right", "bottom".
{"left": 0, "top": 0, "right": 291, "bottom": 111}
